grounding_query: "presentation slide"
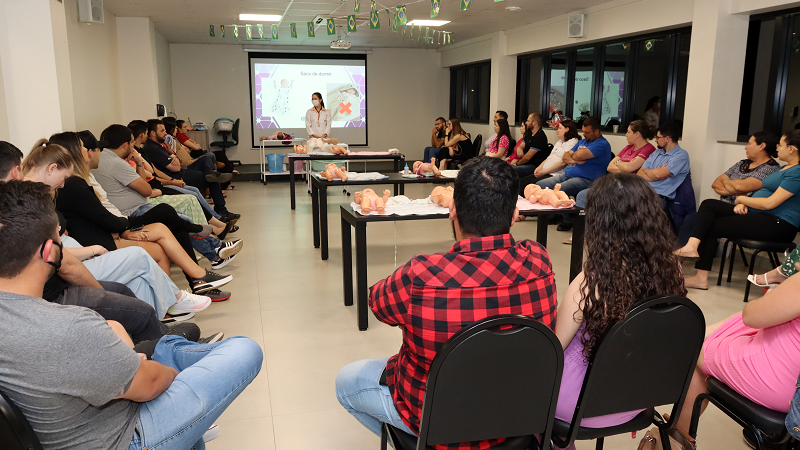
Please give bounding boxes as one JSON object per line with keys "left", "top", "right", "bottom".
{"left": 248, "top": 54, "right": 367, "bottom": 147}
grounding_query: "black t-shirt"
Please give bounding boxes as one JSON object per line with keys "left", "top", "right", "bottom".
{"left": 141, "top": 140, "right": 185, "bottom": 179}
{"left": 521, "top": 129, "right": 551, "bottom": 167}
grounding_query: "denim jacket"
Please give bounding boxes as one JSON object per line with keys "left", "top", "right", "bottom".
{"left": 786, "top": 372, "right": 800, "bottom": 439}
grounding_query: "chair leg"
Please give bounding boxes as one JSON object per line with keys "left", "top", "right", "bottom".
{"left": 659, "top": 425, "right": 673, "bottom": 450}
{"left": 740, "top": 246, "right": 749, "bottom": 267}
{"left": 594, "top": 436, "right": 604, "bottom": 450}
{"left": 744, "top": 250, "right": 762, "bottom": 302}
{"left": 718, "top": 240, "right": 730, "bottom": 286}
{"left": 380, "top": 424, "right": 388, "bottom": 450}
{"left": 727, "top": 243, "right": 737, "bottom": 283}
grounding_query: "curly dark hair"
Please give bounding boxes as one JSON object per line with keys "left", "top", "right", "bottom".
{"left": 578, "top": 173, "right": 687, "bottom": 361}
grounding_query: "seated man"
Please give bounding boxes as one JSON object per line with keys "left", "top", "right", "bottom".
{"left": 536, "top": 116, "right": 612, "bottom": 231}
{"left": 637, "top": 122, "right": 691, "bottom": 205}
{"left": 511, "top": 112, "right": 550, "bottom": 178}
{"left": 141, "top": 119, "right": 235, "bottom": 217}
{"left": 336, "top": 157, "right": 558, "bottom": 448}
{"left": 0, "top": 180, "right": 262, "bottom": 449}
{"left": 422, "top": 116, "right": 447, "bottom": 163}
{"left": 712, "top": 131, "right": 779, "bottom": 204}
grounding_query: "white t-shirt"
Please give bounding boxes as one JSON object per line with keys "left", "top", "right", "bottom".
{"left": 541, "top": 138, "right": 579, "bottom": 172}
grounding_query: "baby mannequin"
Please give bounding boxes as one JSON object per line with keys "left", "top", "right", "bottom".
{"left": 320, "top": 163, "right": 348, "bottom": 182}
{"left": 412, "top": 158, "right": 441, "bottom": 177}
{"left": 430, "top": 186, "right": 454, "bottom": 208}
{"left": 329, "top": 145, "right": 350, "bottom": 155}
{"left": 523, "top": 184, "right": 543, "bottom": 203}
{"left": 308, "top": 137, "right": 340, "bottom": 151}
{"left": 525, "top": 183, "right": 574, "bottom": 207}
{"left": 354, "top": 188, "right": 392, "bottom": 214}
{"left": 293, "top": 144, "right": 307, "bottom": 154}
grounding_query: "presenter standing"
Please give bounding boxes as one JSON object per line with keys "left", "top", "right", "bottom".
{"left": 306, "top": 92, "right": 333, "bottom": 141}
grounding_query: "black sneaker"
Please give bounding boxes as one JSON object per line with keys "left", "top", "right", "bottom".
{"left": 556, "top": 222, "right": 573, "bottom": 232}
{"left": 217, "top": 239, "right": 243, "bottom": 259}
{"left": 229, "top": 224, "right": 239, "bottom": 234}
{"left": 191, "top": 270, "right": 233, "bottom": 293}
{"left": 165, "top": 323, "right": 201, "bottom": 342}
{"left": 221, "top": 212, "right": 241, "bottom": 224}
{"left": 161, "top": 311, "right": 195, "bottom": 323}
{"left": 211, "top": 254, "right": 236, "bottom": 270}
{"left": 205, "top": 171, "right": 233, "bottom": 183}
{"left": 189, "top": 224, "right": 214, "bottom": 239}
{"left": 198, "top": 332, "right": 225, "bottom": 344}
{"left": 205, "top": 289, "right": 231, "bottom": 302}
{"left": 216, "top": 221, "right": 234, "bottom": 240}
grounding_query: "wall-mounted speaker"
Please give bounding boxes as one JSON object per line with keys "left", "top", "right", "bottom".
{"left": 77, "top": 0, "right": 104, "bottom": 24}
{"left": 156, "top": 104, "right": 166, "bottom": 117}
{"left": 568, "top": 14, "right": 584, "bottom": 38}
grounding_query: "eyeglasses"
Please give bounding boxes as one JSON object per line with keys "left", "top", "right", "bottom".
{"left": 655, "top": 135, "right": 665, "bottom": 140}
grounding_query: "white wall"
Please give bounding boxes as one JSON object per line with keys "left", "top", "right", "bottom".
{"left": 154, "top": 31, "right": 174, "bottom": 114}
{"left": 64, "top": 0, "right": 123, "bottom": 136}
{"left": 170, "top": 45, "right": 448, "bottom": 164}
{"left": 116, "top": 17, "right": 159, "bottom": 123}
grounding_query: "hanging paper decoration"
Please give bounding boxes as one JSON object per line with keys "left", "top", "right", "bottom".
{"left": 397, "top": 5, "right": 407, "bottom": 25}
{"left": 385, "top": 8, "right": 391, "bottom": 24}
{"left": 392, "top": 11, "right": 398, "bottom": 32}
{"left": 290, "top": 23, "right": 297, "bottom": 38}
{"left": 308, "top": 22, "right": 315, "bottom": 37}
{"left": 354, "top": 0, "right": 360, "bottom": 12}
{"left": 348, "top": 15, "right": 357, "bottom": 32}
{"left": 409, "top": 25, "right": 414, "bottom": 39}
{"left": 402, "top": 23, "right": 407, "bottom": 36}
{"left": 209, "top": 25, "right": 215, "bottom": 37}
{"left": 272, "top": 25, "right": 278, "bottom": 39}
{"left": 370, "top": 1, "right": 381, "bottom": 29}
{"left": 431, "top": 0, "right": 440, "bottom": 18}
{"left": 220, "top": 25, "right": 225, "bottom": 38}
{"left": 418, "top": 25, "right": 423, "bottom": 41}
{"left": 425, "top": 27, "right": 429, "bottom": 43}
{"left": 327, "top": 18, "right": 336, "bottom": 35}
{"left": 460, "top": 0, "right": 471, "bottom": 11}
{"left": 245, "top": 24, "right": 252, "bottom": 39}
{"left": 233, "top": 25, "right": 239, "bottom": 38}
{"left": 258, "top": 24, "right": 264, "bottom": 39}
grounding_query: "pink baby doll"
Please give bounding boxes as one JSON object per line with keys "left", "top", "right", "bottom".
{"left": 523, "top": 184, "right": 543, "bottom": 203}
{"left": 537, "top": 184, "right": 574, "bottom": 208}
{"left": 354, "top": 188, "right": 391, "bottom": 214}
{"left": 293, "top": 144, "right": 307, "bottom": 154}
{"left": 320, "top": 163, "right": 348, "bottom": 182}
{"left": 430, "top": 186, "right": 454, "bottom": 208}
{"left": 329, "top": 145, "right": 350, "bottom": 155}
{"left": 412, "top": 158, "right": 441, "bottom": 177}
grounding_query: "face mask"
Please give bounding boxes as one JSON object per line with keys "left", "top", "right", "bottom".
{"left": 312, "top": 99, "right": 320, "bottom": 107}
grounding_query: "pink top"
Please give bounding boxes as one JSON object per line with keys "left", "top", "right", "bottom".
{"left": 703, "top": 312, "right": 800, "bottom": 412}
{"left": 507, "top": 139, "right": 526, "bottom": 163}
{"left": 617, "top": 143, "right": 656, "bottom": 162}
{"left": 486, "top": 135, "right": 510, "bottom": 156}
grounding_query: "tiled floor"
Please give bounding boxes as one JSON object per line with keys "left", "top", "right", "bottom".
{"left": 183, "top": 180, "right": 761, "bottom": 450}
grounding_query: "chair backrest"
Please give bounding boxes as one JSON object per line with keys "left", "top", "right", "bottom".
{"left": 231, "top": 118, "right": 240, "bottom": 144}
{"left": 470, "top": 134, "right": 482, "bottom": 159}
{"left": 0, "top": 389, "right": 43, "bottom": 450}
{"left": 560, "top": 295, "right": 705, "bottom": 445}
{"left": 416, "top": 315, "right": 563, "bottom": 448}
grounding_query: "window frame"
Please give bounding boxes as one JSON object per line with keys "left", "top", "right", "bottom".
{"left": 449, "top": 60, "right": 491, "bottom": 124}
{"left": 515, "top": 27, "right": 692, "bottom": 129}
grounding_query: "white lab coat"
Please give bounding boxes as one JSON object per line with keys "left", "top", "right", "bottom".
{"left": 305, "top": 108, "right": 332, "bottom": 138}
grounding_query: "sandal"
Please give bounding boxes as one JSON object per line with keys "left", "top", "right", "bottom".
{"left": 747, "top": 274, "right": 779, "bottom": 289}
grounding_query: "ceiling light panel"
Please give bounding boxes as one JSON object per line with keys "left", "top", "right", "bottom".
{"left": 239, "top": 14, "right": 282, "bottom": 21}
{"left": 406, "top": 20, "right": 450, "bottom": 26}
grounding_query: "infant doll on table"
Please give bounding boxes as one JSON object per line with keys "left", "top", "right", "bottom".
{"left": 523, "top": 184, "right": 575, "bottom": 208}
{"left": 320, "top": 163, "right": 348, "bottom": 182}
{"left": 412, "top": 159, "right": 441, "bottom": 177}
{"left": 354, "top": 189, "right": 392, "bottom": 214}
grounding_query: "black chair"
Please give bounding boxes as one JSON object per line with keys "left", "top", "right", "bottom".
{"left": 446, "top": 134, "right": 482, "bottom": 170}
{"left": 551, "top": 295, "right": 706, "bottom": 450}
{"left": 0, "top": 389, "right": 43, "bottom": 450}
{"left": 689, "top": 377, "right": 797, "bottom": 450}
{"left": 210, "top": 118, "right": 241, "bottom": 166}
{"left": 717, "top": 238, "right": 797, "bottom": 302}
{"left": 381, "top": 315, "right": 563, "bottom": 450}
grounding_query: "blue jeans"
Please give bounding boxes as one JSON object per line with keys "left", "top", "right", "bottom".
{"left": 129, "top": 335, "right": 264, "bottom": 450}
{"left": 512, "top": 164, "right": 537, "bottom": 178}
{"left": 423, "top": 147, "right": 442, "bottom": 164}
{"left": 576, "top": 188, "right": 588, "bottom": 209}
{"left": 165, "top": 185, "right": 222, "bottom": 220}
{"left": 336, "top": 357, "right": 416, "bottom": 437}
{"left": 131, "top": 204, "right": 222, "bottom": 263}
{"left": 63, "top": 236, "right": 180, "bottom": 319}
{"left": 536, "top": 172, "right": 593, "bottom": 224}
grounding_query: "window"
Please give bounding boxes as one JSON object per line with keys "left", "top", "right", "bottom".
{"left": 450, "top": 61, "right": 491, "bottom": 123}
{"left": 516, "top": 28, "right": 692, "bottom": 131}
{"left": 739, "top": 9, "right": 800, "bottom": 138}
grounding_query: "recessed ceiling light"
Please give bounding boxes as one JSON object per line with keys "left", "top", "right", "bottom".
{"left": 239, "top": 14, "right": 282, "bottom": 22}
{"left": 505, "top": 6, "right": 521, "bottom": 11}
{"left": 406, "top": 20, "right": 450, "bottom": 26}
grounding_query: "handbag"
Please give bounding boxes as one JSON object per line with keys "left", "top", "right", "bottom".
{"left": 636, "top": 426, "right": 696, "bottom": 450}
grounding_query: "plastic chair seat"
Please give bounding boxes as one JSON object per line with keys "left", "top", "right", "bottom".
{"left": 705, "top": 377, "right": 787, "bottom": 435}
{"left": 386, "top": 425, "right": 532, "bottom": 450}
{"left": 730, "top": 239, "right": 797, "bottom": 254}
{"left": 552, "top": 407, "right": 654, "bottom": 441}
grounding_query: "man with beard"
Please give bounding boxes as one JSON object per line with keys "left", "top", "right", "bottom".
{"left": 636, "top": 122, "right": 690, "bottom": 206}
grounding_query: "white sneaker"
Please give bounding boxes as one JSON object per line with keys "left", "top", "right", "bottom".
{"left": 217, "top": 239, "right": 243, "bottom": 259}
{"left": 167, "top": 290, "right": 212, "bottom": 315}
{"left": 203, "top": 423, "right": 220, "bottom": 442}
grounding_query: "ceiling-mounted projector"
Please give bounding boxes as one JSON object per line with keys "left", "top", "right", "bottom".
{"left": 330, "top": 41, "right": 351, "bottom": 49}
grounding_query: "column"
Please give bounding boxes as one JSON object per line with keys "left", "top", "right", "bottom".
{"left": 116, "top": 17, "right": 160, "bottom": 122}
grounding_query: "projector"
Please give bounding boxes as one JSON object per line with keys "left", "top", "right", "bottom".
{"left": 330, "top": 40, "right": 351, "bottom": 49}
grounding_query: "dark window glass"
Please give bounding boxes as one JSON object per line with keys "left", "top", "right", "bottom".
{"left": 782, "top": 17, "right": 800, "bottom": 132}
{"left": 549, "top": 52, "right": 567, "bottom": 116}
{"left": 602, "top": 43, "right": 629, "bottom": 125}
{"left": 573, "top": 48, "right": 595, "bottom": 121}
{"left": 633, "top": 37, "right": 670, "bottom": 125}
{"left": 449, "top": 61, "right": 490, "bottom": 123}
{"left": 673, "top": 32, "right": 692, "bottom": 126}
{"left": 527, "top": 57, "right": 543, "bottom": 118}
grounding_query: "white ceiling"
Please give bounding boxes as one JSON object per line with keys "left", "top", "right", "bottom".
{"left": 102, "top": 0, "right": 611, "bottom": 48}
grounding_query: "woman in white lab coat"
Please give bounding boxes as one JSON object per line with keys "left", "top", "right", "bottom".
{"left": 305, "top": 92, "right": 338, "bottom": 149}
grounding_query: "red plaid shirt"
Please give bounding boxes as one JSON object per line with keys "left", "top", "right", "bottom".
{"left": 370, "top": 234, "right": 557, "bottom": 450}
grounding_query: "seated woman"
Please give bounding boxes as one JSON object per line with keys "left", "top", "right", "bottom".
{"left": 554, "top": 173, "right": 686, "bottom": 449}
{"left": 675, "top": 130, "right": 800, "bottom": 290}
{"left": 506, "top": 122, "right": 531, "bottom": 166}
{"left": 22, "top": 140, "right": 232, "bottom": 297}
{"left": 712, "top": 131, "right": 780, "bottom": 204}
{"left": 605, "top": 119, "right": 656, "bottom": 174}
{"left": 676, "top": 272, "right": 800, "bottom": 445}
{"left": 519, "top": 119, "right": 580, "bottom": 195}
{"left": 435, "top": 117, "right": 471, "bottom": 169}
{"left": 484, "top": 118, "right": 512, "bottom": 160}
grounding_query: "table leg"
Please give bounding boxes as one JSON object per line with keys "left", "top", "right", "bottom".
{"left": 321, "top": 187, "right": 329, "bottom": 260}
{"left": 399, "top": 184, "right": 405, "bottom": 196}
{"left": 356, "top": 222, "right": 369, "bottom": 330}
{"left": 536, "top": 213, "right": 549, "bottom": 248}
{"left": 569, "top": 211, "right": 585, "bottom": 282}
{"left": 342, "top": 216, "right": 353, "bottom": 306}
{"left": 312, "top": 183, "right": 320, "bottom": 248}
{"left": 394, "top": 183, "right": 399, "bottom": 196}
{"left": 289, "top": 157, "right": 296, "bottom": 210}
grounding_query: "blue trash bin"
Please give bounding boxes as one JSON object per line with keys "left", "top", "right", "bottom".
{"left": 267, "top": 154, "right": 285, "bottom": 173}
